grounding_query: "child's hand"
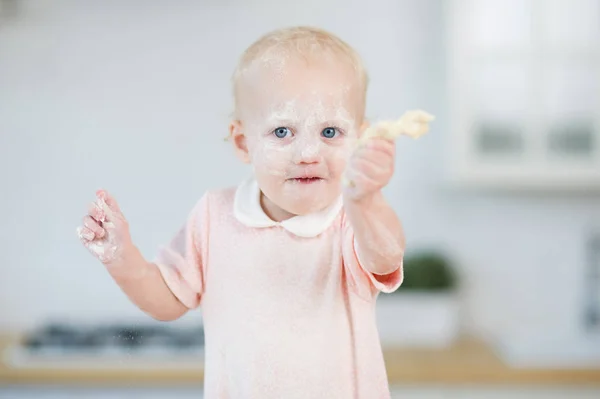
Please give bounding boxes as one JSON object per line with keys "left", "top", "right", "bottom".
{"left": 343, "top": 135, "right": 396, "bottom": 201}
{"left": 77, "top": 190, "right": 132, "bottom": 265}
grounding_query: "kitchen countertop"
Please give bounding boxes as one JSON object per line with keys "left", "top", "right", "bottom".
{"left": 1, "top": 334, "right": 599, "bottom": 386}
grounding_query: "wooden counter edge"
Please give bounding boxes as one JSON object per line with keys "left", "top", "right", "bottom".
{"left": 1, "top": 334, "right": 600, "bottom": 386}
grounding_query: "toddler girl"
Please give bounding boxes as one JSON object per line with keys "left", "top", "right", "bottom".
{"left": 78, "top": 26, "right": 414, "bottom": 399}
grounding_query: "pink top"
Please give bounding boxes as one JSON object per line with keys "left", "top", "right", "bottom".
{"left": 155, "top": 178, "right": 403, "bottom": 399}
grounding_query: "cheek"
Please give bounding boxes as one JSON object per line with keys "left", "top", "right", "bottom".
{"left": 248, "top": 138, "right": 291, "bottom": 176}
{"left": 324, "top": 142, "right": 352, "bottom": 176}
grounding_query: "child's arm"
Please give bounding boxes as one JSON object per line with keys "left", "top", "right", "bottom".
{"left": 77, "top": 190, "right": 188, "bottom": 321}
{"left": 107, "top": 246, "right": 189, "bottom": 321}
{"left": 343, "top": 111, "right": 433, "bottom": 275}
{"left": 344, "top": 190, "right": 405, "bottom": 275}
{"left": 343, "top": 137, "right": 405, "bottom": 276}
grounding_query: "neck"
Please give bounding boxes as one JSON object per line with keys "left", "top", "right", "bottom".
{"left": 260, "top": 192, "right": 296, "bottom": 222}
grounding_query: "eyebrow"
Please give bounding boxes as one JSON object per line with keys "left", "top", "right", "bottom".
{"left": 265, "top": 117, "right": 354, "bottom": 126}
{"left": 318, "top": 118, "right": 354, "bottom": 129}
{"left": 265, "top": 117, "right": 298, "bottom": 127}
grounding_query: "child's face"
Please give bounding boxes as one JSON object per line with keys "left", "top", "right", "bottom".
{"left": 232, "top": 56, "right": 365, "bottom": 216}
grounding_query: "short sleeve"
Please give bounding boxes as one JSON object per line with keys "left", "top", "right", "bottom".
{"left": 153, "top": 193, "right": 209, "bottom": 309}
{"left": 341, "top": 213, "right": 403, "bottom": 300}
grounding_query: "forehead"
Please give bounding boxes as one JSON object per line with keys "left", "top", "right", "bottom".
{"left": 239, "top": 56, "right": 363, "bottom": 119}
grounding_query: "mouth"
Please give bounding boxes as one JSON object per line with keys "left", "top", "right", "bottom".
{"left": 287, "top": 177, "right": 324, "bottom": 184}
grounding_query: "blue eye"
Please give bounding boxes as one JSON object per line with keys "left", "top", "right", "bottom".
{"left": 273, "top": 127, "right": 291, "bottom": 138}
{"left": 321, "top": 127, "right": 338, "bottom": 139}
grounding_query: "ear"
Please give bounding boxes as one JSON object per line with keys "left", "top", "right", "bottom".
{"left": 229, "top": 120, "right": 251, "bottom": 164}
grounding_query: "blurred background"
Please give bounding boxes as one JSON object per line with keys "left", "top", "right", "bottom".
{"left": 1, "top": 0, "right": 599, "bottom": 397}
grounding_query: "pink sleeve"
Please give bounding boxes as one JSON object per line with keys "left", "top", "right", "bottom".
{"left": 341, "top": 213, "right": 403, "bottom": 300}
{"left": 153, "top": 193, "right": 209, "bottom": 309}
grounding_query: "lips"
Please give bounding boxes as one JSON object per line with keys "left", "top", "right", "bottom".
{"left": 286, "top": 167, "right": 327, "bottom": 184}
{"left": 286, "top": 172, "right": 325, "bottom": 184}
{"left": 289, "top": 177, "right": 323, "bottom": 184}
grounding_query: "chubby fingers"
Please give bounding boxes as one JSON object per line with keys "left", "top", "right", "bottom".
{"left": 88, "top": 201, "right": 105, "bottom": 223}
{"left": 96, "top": 189, "right": 121, "bottom": 213}
{"left": 77, "top": 226, "right": 95, "bottom": 241}
{"left": 351, "top": 138, "right": 395, "bottom": 173}
{"left": 80, "top": 214, "right": 106, "bottom": 240}
{"left": 359, "top": 136, "right": 395, "bottom": 156}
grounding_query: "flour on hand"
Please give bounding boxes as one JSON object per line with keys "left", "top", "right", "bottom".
{"left": 77, "top": 196, "right": 121, "bottom": 264}
{"left": 344, "top": 109, "right": 434, "bottom": 187}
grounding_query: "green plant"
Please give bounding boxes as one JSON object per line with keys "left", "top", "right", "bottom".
{"left": 394, "top": 251, "right": 456, "bottom": 292}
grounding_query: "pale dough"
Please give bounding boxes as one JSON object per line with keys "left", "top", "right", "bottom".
{"left": 345, "top": 109, "right": 434, "bottom": 187}
{"left": 358, "top": 109, "right": 434, "bottom": 144}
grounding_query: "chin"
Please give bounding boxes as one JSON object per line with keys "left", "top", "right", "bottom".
{"left": 281, "top": 193, "right": 338, "bottom": 216}
{"left": 258, "top": 177, "right": 342, "bottom": 216}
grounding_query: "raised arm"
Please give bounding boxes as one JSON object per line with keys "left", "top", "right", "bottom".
{"left": 77, "top": 190, "right": 188, "bottom": 321}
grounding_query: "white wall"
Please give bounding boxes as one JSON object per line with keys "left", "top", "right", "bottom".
{"left": 1, "top": 0, "right": 599, "bottom": 349}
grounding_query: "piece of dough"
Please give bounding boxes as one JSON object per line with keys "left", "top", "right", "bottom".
{"left": 345, "top": 109, "right": 434, "bottom": 187}
{"left": 358, "top": 109, "right": 434, "bottom": 144}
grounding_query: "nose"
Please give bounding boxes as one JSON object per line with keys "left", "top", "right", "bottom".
{"left": 294, "top": 141, "right": 321, "bottom": 165}
{"left": 290, "top": 131, "right": 323, "bottom": 164}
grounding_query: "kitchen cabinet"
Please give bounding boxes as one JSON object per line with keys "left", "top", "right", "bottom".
{"left": 445, "top": 0, "right": 600, "bottom": 191}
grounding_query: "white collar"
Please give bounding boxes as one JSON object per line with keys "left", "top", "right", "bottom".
{"left": 233, "top": 177, "right": 343, "bottom": 238}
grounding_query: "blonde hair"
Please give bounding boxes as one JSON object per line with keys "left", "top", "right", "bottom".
{"left": 231, "top": 26, "right": 369, "bottom": 118}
